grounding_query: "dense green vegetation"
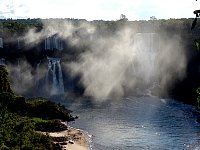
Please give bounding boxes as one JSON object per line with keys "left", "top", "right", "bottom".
{"left": 0, "top": 18, "right": 43, "bottom": 36}
{"left": 0, "top": 66, "right": 13, "bottom": 93}
{"left": 33, "top": 119, "right": 68, "bottom": 132}
{"left": 0, "top": 65, "right": 74, "bottom": 149}
{"left": 0, "top": 111, "right": 56, "bottom": 150}
{"left": 191, "top": 1, "right": 200, "bottom": 110}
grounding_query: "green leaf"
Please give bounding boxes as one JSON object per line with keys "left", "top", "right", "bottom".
{"left": 194, "top": 39, "right": 200, "bottom": 51}
{"left": 196, "top": 87, "right": 200, "bottom": 94}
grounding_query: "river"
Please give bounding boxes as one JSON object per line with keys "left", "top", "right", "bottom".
{"left": 66, "top": 96, "right": 200, "bottom": 150}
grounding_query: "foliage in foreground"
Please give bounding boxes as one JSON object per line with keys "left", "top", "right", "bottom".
{"left": 0, "top": 66, "right": 13, "bottom": 93}
{"left": 33, "top": 119, "right": 68, "bottom": 132}
{"left": 0, "top": 65, "right": 73, "bottom": 149}
{"left": 196, "top": 87, "right": 200, "bottom": 109}
{"left": 26, "top": 98, "right": 74, "bottom": 121}
{"left": 192, "top": 1, "right": 200, "bottom": 110}
{"left": 0, "top": 109, "right": 57, "bottom": 150}
{"left": 0, "top": 93, "right": 71, "bottom": 149}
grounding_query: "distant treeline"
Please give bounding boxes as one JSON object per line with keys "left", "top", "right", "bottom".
{"left": 0, "top": 18, "right": 199, "bottom": 64}
{"left": 0, "top": 18, "right": 199, "bottom": 36}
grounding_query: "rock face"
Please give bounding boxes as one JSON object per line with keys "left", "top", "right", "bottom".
{"left": 0, "top": 65, "right": 13, "bottom": 93}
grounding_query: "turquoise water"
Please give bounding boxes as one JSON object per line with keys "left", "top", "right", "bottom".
{"left": 67, "top": 96, "right": 200, "bottom": 150}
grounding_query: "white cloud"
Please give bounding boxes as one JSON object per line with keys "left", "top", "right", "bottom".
{"left": 0, "top": 0, "right": 198, "bottom": 20}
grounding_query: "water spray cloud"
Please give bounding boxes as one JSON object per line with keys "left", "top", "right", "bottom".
{"left": 21, "top": 20, "right": 187, "bottom": 100}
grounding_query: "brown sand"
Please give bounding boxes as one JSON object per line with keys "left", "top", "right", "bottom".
{"left": 38, "top": 126, "right": 89, "bottom": 150}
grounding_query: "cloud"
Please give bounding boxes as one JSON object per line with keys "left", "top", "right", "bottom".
{"left": 0, "top": 0, "right": 30, "bottom": 18}
{"left": 0, "top": 0, "right": 197, "bottom": 20}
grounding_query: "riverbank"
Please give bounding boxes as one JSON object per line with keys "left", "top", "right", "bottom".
{"left": 38, "top": 125, "right": 90, "bottom": 150}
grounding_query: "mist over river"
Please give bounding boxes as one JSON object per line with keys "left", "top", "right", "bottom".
{"left": 66, "top": 96, "right": 200, "bottom": 150}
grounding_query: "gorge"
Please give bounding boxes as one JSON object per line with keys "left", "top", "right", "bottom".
{"left": 1, "top": 18, "right": 200, "bottom": 149}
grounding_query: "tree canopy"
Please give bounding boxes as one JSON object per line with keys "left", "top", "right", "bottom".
{"left": 0, "top": 65, "right": 75, "bottom": 149}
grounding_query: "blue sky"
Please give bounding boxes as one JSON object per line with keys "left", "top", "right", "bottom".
{"left": 0, "top": 0, "right": 199, "bottom": 20}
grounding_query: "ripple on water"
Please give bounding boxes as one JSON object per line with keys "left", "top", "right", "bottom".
{"left": 68, "top": 96, "right": 200, "bottom": 150}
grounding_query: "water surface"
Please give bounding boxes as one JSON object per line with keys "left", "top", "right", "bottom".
{"left": 67, "top": 96, "right": 200, "bottom": 150}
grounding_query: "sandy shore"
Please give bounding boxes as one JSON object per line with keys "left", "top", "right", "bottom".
{"left": 38, "top": 126, "right": 90, "bottom": 150}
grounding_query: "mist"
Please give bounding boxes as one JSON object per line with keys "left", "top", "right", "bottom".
{"left": 7, "top": 60, "right": 37, "bottom": 95}
{"left": 69, "top": 29, "right": 186, "bottom": 101}
{"left": 18, "top": 20, "right": 187, "bottom": 101}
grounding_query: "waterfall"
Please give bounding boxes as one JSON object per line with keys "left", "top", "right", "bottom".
{"left": 17, "top": 39, "right": 20, "bottom": 49}
{"left": 52, "top": 61, "right": 58, "bottom": 94}
{"left": 45, "top": 36, "right": 63, "bottom": 51}
{"left": 17, "top": 59, "right": 20, "bottom": 67}
{"left": 45, "top": 61, "right": 52, "bottom": 93}
{"left": 0, "top": 58, "right": 5, "bottom": 65}
{"left": 133, "top": 33, "right": 159, "bottom": 81}
{"left": 36, "top": 60, "right": 41, "bottom": 72}
{"left": 134, "top": 33, "right": 159, "bottom": 52}
{"left": 46, "top": 57, "right": 65, "bottom": 95}
{"left": 53, "top": 36, "right": 57, "bottom": 49}
{"left": 58, "top": 37, "right": 64, "bottom": 50}
{"left": 35, "top": 61, "right": 41, "bottom": 87}
{"left": 45, "top": 37, "right": 51, "bottom": 50}
{"left": 57, "top": 60, "right": 64, "bottom": 94}
{"left": 0, "top": 38, "right": 3, "bottom": 48}
{"left": 132, "top": 33, "right": 160, "bottom": 94}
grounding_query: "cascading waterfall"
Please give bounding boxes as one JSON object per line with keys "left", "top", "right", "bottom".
{"left": 0, "top": 58, "right": 5, "bottom": 65}
{"left": 0, "top": 38, "right": 3, "bottom": 48}
{"left": 52, "top": 61, "right": 58, "bottom": 93}
{"left": 45, "top": 57, "right": 65, "bottom": 95}
{"left": 57, "top": 60, "right": 64, "bottom": 94}
{"left": 17, "top": 39, "right": 21, "bottom": 49}
{"left": 132, "top": 33, "right": 160, "bottom": 95}
{"left": 17, "top": 59, "right": 20, "bottom": 67}
{"left": 35, "top": 61, "right": 41, "bottom": 88}
{"left": 36, "top": 61, "right": 41, "bottom": 72}
{"left": 45, "top": 61, "right": 51, "bottom": 92}
{"left": 45, "top": 37, "right": 51, "bottom": 50}
{"left": 45, "top": 36, "right": 63, "bottom": 51}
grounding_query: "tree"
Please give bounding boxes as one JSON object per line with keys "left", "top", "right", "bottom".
{"left": 196, "top": 87, "right": 200, "bottom": 109}
{"left": 120, "top": 14, "right": 128, "bottom": 21}
{"left": 192, "top": 1, "right": 200, "bottom": 51}
{"left": 0, "top": 65, "right": 13, "bottom": 93}
{"left": 150, "top": 16, "right": 157, "bottom": 21}
{"left": 192, "top": 1, "right": 200, "bottom": 110}
{"left": 192, "top": 0, "right": 200, "bottom": 30}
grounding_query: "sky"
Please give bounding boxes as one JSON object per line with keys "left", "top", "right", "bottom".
{"left": 0, "top": 0, "right": 199, "bottom": 21}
